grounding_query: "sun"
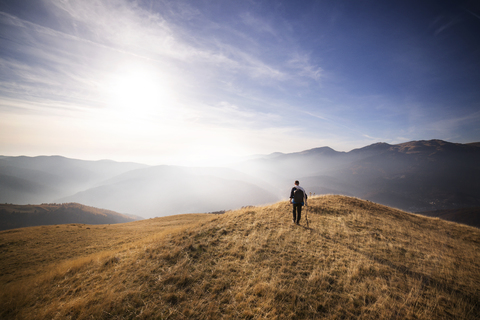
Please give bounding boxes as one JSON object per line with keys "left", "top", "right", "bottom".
{"left": 105, "top": 65, "right": 173, "bottom": 118}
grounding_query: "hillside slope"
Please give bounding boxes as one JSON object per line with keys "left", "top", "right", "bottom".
{"left": 0, "top": 213, "right": 214, "bottom": 287}
{"left": 1, "top": 196, "right": 480, "bottom": 319}
{"left": 0, "top": 203, "right": 139, "bottom": 231}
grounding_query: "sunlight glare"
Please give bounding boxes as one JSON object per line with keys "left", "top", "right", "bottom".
{"left": 106, "top": 65, "right": 174, "bottom": 118}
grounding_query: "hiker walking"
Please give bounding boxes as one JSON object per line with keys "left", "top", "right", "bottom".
{"left": 289, "top": 180, "right": 307, "bottom": 225}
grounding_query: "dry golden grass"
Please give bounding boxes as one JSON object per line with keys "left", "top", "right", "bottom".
{"left": 1, "top": 195, "right": 479, "bottom": 319}
{"left": 0, "top": 214, "right": 213, "bottom": 286}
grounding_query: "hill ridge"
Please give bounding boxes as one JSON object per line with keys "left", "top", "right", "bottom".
{"left": 1, "top": 195, "right": 479, "bottom": 319}
{"left": 0, "top": 202, "right": 139, "bottom": 231}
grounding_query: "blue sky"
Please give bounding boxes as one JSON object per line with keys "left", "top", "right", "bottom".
{"left": 1, "top": 0, "right": 479, "bottom": 165}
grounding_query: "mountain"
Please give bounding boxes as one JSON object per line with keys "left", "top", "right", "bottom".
{"left": 0, "top": 203, "right": 139, "bottom": 231}
{"left": 2, "top": 196, "right": 479, "bottom": 319}
{"left": 341, "top": 140, "right": 480, "bottom": 211}
{"left": 1, "top": 139, "right": 478, "bottom": 218}
{"left": 234, "top": 140, "right": 480, "bottom": 212}
{"left": 59, "top": 165, "right": 279, "bottom": 218}
{"left": 0, "top": 156, "right": 147, "bottom": 204}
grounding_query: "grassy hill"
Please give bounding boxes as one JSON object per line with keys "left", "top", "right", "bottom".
{"left": 1, "top": 196, "right": 479, "bottom": 319}
{"left": 0, "top": 203, "right": 140, "bottom": 231}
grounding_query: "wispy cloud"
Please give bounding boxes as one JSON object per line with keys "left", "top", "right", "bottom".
{"left": 286, "top": 52, "right": 323, "bottom": 81}
{"left": 2, "top": 0, "right": 477, "bottom": 164}
{"left": 464, "top": 8, "right": 480, "bottom": 20}
{"left": 425, "top": 110, "right": 480, "bottom": 135}
{"left": 430, "top": 15, "right": 463, "bottom": 36}
{"left": 240, "top": 12, "right": 278, "bottom": 37}
{"left": 2, "top": 0, "right": 326, "bottom": 111}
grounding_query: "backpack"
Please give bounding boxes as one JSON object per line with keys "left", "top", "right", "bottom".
{"left": 293, "top": 188, "right": 304, "bottom": 204}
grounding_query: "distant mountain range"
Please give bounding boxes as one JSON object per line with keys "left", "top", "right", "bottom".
{"left": 0, "top": 156, "right": 147, "bottom": 204}
{"left": 0, "top": 203, "right": 139, "bottom": 231}
{"left": 235, "top": 139, "right": 480, "bottom": 213}
{"left": 0, "top": 139, "right": 479, "bottom": 221}
{"left": 58, "top": 166, "right": 279, "bottom": 218}
{"left": 0, "top": 156, "right": 278, "bottom": 219}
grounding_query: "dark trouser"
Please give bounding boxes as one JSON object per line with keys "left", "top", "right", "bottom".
{"left": 292, "top": 204, "right": 302, "bottom": 223}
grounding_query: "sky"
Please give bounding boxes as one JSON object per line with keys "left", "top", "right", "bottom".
{"left": 0, "top": 0, "right": 479, "bottom": 166}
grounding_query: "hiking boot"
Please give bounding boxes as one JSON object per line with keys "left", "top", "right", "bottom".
{"left": 292, "top": 219, "right": 295, "bottom": 224}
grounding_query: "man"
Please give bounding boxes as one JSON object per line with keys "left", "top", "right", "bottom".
{"left": 289, "top": 180, "right": 307, "bottom": 225}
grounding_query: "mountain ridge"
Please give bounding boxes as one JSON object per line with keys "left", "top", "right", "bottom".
{"left": 1, "top": 139, "right": 478, "bottom": 222}
{"left": 234, "top": 139, "right": 480, "bottom": 213}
